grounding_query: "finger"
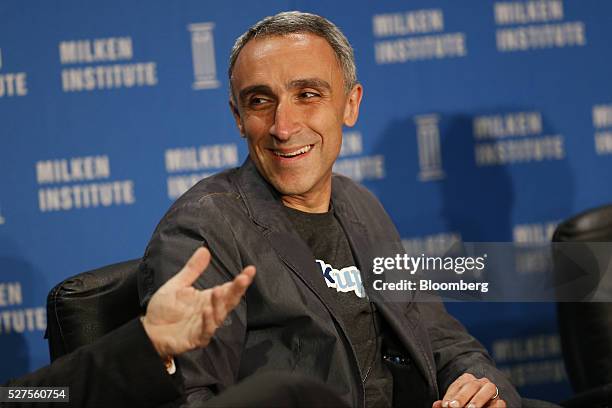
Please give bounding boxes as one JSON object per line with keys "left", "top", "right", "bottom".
{"left": 465, "top": 382, "right": 497, "bottom": 408}
{"left": 196, "top": 289, "right": 213, "bottom": 322}
{"left": 211, "top": 287, "right": 226, "bottom": 325}
{"left": 204, "top": 266, "right": 255, "bottom": 329}
{"left": 201, "top": 303, "right": 218, "bottom": 345}
{"left": 485, "top": 398, "right": 506, "bottom": 408}
{"left": 240, "top": 265, "right": 257, "bottom": 279}
{"left": 442, "top": 373, "right": 475, "bottom": 402}
{"left": 224, "top": 266, "right": 256, "bottom": 307}
{"left": 199, "top": 265, "right": 255, "bottom": 336}
{"left": 432, "top": 401, "right": 443, "bottom": 408}
{"left": 236, "top": 265, "right": 256, "bottom": 289}
{"left": 165, "top": 247, "right": 211, "bottom": 290}
{"left": 442, "top": 380, "right": 482, "bottom": 408}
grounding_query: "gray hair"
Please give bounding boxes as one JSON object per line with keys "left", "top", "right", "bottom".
{"left": 228, "top": 11, "right": 357, "bottom": 96}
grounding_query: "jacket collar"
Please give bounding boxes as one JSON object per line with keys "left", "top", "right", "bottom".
{"left": 234, "top": 158, "right": 287, "bottom": 231}
{"left": 233, "top": 157, "right": 368, "bottom": 233}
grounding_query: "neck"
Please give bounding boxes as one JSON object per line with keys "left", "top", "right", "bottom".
{"left": 281, "top": 188, "right": 331, "bottom": 214}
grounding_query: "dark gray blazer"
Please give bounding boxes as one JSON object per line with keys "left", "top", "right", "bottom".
{"left": 4, "top": 319, "right": 180, "bottom": 408}
{"left": 138, "top": 158, "right": 520, "bottom": 407}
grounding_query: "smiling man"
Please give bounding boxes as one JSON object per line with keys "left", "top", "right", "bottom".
{"left": 229, "top": 31, "right": 361, "bottom": 213}
{"left": 138, "top": 11, "right": 520, "bottom": 408}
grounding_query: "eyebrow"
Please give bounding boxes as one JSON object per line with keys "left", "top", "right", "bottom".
{"left": 288, "top": 78, "right": 331, "bottom": 91}
{"left": 238, "top": 78, "right": 332, "bottom": 103}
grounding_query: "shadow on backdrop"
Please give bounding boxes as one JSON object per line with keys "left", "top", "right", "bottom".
{"left": 370, "top": 111, "right": 575, "bottom": 402}
{"left": 438, "top": 112, "right": 575, "bottom": 402}
{"left": 0, "top": 238, "right": 51, "bottom": 382}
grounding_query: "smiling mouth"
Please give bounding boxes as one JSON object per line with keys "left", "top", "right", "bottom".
{"left": 271, "top": 145, "right": 314, "bottom": 158}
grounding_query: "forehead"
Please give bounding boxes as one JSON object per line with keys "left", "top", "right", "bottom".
{"left": 231, "top": 32, "right": 343, "bottom": 90}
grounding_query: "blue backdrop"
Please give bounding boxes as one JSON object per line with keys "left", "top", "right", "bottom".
{"left": 2, "top": 0, "right": 612, "bottom": 402}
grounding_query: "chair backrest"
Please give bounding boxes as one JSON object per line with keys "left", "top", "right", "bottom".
{"left": 45, "top": 259, "right": 143, "bottom": 361}
{"left": 553, "top": 204, "right": 612, "bottom": 393}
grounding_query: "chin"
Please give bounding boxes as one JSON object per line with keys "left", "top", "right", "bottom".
{"left": 272, "top": 182, "right": 310, "bottom": 197}
{"left": 269, "top": 176, "right": 314, "bottom": 197}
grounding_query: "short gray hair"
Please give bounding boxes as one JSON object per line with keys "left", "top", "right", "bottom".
{"left": 228, "top": 11, "right": 357, "bottom": 95}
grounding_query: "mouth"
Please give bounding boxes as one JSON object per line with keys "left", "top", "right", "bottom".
{"left": 270, "top": 144, "right": 314, "bottom": 160}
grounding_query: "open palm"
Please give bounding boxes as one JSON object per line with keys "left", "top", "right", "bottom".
{"left": 143, "top": 247, "right": 256, "bottom": 358}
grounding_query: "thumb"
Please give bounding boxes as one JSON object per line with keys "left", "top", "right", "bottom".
{"left": 165, "top": 247, "right": 211, "bottom": 290}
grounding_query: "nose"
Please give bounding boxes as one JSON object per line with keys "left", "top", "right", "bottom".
{"left": 269, "top": 101, "right": 300, "bottom": 141}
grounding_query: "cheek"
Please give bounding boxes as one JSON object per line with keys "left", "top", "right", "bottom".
{"left": 244, "top": 115, "right": 271, "bottom": 144}
{"left": 307, "top": 111, "right": 344, "bottom": 150}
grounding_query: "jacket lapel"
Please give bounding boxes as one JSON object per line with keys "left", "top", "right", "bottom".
{"left": 331, "top": 177, "right": 439, "bottom": 396}
{"left": 233, "top": 159, "right": 352, "bottom": 326}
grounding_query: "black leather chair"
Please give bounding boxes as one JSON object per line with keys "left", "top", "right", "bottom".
{"left": 45, "top": 259, "right": 143, "bottom": 361}
{"left": 553, "top": 204, "right": 612, "bottom": 407}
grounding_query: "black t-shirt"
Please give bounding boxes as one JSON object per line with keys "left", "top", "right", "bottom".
{"left": 284, "top": 206, "right": 393, "bottom": 408}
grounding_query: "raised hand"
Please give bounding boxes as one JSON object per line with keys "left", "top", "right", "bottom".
{"left": 142, "top": 247, "right": 256, "bottom": 359}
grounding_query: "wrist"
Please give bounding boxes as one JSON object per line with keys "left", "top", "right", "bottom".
{"left": 140, "top": 315, "right": 177, "bottom": 375}
{"left": 140, "top": 315, "right": 168, "bottom": 359}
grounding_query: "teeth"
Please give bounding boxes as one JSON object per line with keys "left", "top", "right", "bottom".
{"left": 273, "top": 145, "right": 312, "bottom": 157}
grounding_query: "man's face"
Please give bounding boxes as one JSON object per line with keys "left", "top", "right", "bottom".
{"left": 230, "top": 33, "right": 362, "bottom": 203}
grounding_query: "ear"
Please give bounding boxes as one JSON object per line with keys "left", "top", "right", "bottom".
{"left": 229, "top": 99, "right": 246, "bottom": 137}
{"left": 343, "top": 84, "right": 363, "bottom": 127}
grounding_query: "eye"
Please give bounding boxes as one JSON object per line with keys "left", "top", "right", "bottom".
{"left": 250, "top": 97, "right": 268, "bottom": 105}
{"left": 246, "top": 96, "right": 273, "bottom": 109}
{"left": 300, "top": 91, "right": 320, "bottom": 99}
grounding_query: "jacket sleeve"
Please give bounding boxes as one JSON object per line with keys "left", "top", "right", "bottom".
{"left": 138, "top": 197, "right": 248, "bottom": 407}
{"left": 4, "top": 319, "right": 180, "bottom": 408}
{"left": 418, "top": 301, "right": 521, "bottom": 406}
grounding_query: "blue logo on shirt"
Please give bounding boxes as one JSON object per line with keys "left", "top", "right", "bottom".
{"left": 315, "top": 259, "right": 365, "bottom": 298}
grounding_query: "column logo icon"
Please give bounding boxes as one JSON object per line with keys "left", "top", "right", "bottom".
{"left": 415, "top": 114, "right": 445, "bottom": 181}
{"left": 188, "top": 23, "right": 220, "bottom": 90}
